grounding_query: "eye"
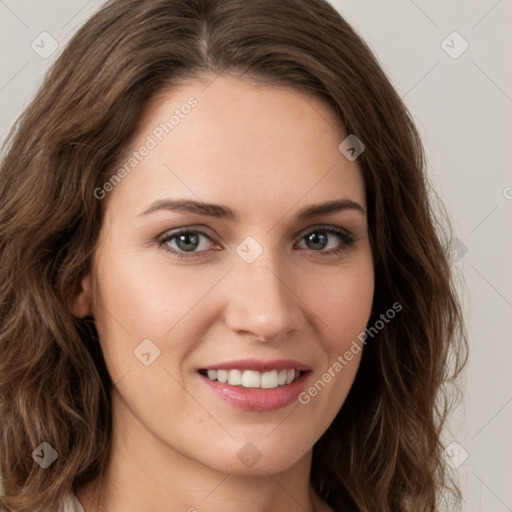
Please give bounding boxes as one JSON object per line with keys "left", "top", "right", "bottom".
{"left": 158, "top": 228, "right": 218, "bottom": 258}
{"left": 158, "top": 224, "right": 356, "bottom": 260}
{"left": 295, "top": 225, "right": 356, "bottom": 256}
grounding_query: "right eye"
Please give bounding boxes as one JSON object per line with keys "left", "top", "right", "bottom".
{"left": 158, "top": 229, "right": 221, "bottom": 259}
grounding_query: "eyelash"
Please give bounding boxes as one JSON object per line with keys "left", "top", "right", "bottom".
{"left": 157, "top": 224, "right": 356, "bottom": 260}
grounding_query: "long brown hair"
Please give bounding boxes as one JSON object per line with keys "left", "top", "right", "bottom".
{"left": 0, "top": 0, "right": 468, "bottom": 510}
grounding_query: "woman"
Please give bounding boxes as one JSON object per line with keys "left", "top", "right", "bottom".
{"left": 0, "top": 0, "right": 468, "bottom": 510}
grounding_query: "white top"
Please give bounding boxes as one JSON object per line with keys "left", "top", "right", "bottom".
{"left": 64, "top": 492, "right": 85, "bottom": 512}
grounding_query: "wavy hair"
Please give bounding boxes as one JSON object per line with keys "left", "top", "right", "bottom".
{"left": 0, "top": 0, "right": 468, "bottom": 510}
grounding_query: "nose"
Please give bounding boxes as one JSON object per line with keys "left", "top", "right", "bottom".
{"left": 223, "top": 248, "right": 306, "bottom": 343}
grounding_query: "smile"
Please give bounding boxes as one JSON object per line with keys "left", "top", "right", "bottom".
{"left": 197, "top": 359, "right": 311, "bottom": 411}
{"left": 198, "top": 369, "right": 302, "bottom": 389}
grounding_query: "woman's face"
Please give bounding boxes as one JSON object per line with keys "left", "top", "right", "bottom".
{"left": 75, "top": 74, "right": 374, "bottom": 475}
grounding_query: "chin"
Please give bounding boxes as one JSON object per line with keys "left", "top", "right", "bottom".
{"left": 187, "top": 430, "right": 314, "bottom": 476}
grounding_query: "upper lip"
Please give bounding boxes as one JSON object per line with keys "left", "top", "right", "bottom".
{"left": 199, "top": 359, "right": 311, "bottom": 372}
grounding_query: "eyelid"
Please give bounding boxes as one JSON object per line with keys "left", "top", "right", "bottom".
{"left": 157, "top": 227, "right": 218, "bottom": 249}
{"left": 157, "top": 223, "right": 357, "bottom": 258}
{"left": 295, "top": 223, "right": 354, "bottom": 239}
{"left": 158, "top": 224, "right": 215, "bottom": 238}
{"left": 158, "top": 223, "right": 354, "bottom": 240}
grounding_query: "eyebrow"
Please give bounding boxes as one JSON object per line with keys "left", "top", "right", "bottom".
{"left": 138, "top": 197, "right": 366, "bottom": 221}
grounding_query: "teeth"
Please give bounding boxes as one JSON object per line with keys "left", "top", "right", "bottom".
{"left": 227, "top": 369, "right": 242, "bottom": 386}
{"left": 217, "top": 369, "right": 228, "bottom": 383}
{"left": 203, "top": 368, "right": 301, "bottom": 389}
{"left": 242, "top": 370, "right": 260, "bottom": 388}
{"left": 261, "top": 370, "right": 278, "bottom": 389}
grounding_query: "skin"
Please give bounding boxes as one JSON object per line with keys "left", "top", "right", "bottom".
{"left": 73, "top": 74, "right": 374, "bottom": 512}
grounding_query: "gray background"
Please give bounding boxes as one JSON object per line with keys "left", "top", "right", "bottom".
{"left": 1, "top": 1, "right": 511, "bottom": 510}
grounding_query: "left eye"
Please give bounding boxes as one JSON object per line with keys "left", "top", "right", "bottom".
{"left": 296, "top": 226, "right": 355, "bottom": 254}
{"left": 158, "top": 225, "right": 355, "bottom": 259}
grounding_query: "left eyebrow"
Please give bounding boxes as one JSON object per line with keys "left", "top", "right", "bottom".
{"left": 137, "top": 197, "right": 366, "bottom": 221}
{"left": 296, "top": 198, "right": 366, "bottom": 219}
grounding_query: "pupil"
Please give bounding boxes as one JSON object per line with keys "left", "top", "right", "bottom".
{"left": 177, "top": 233, "right": 198, "bottom": 252}
{"left": 308, "top": 231, "right": 327, "bottom": 250}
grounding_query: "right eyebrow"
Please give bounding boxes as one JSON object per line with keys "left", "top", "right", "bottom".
{"left": 138, "top": 198, "right": 239, "bottom": 220}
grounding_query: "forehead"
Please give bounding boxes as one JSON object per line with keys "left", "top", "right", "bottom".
{"left": 105, "top": 74, "right": 366, "bottom": 219}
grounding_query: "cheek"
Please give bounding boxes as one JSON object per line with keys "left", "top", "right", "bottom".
{"left": 308, "top": 253, "right": 374, "bottom": 351}
{"left": 295, "top": 253, "right": 374, "bottom": 424}
{"left": 91, "top": 250, "right": 229, "bottom": 375}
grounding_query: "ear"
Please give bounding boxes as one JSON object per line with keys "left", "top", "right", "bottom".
{"left": 71, "top": 275, "right": 93, "bottom": 318}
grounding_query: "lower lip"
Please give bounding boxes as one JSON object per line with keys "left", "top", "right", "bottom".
{"left": 198, "top": 372, "right": 310, "bottom": 411}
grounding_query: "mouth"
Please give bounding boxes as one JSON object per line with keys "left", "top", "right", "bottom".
{"left": 197, "top": 359, "right": 311, "bottom": 411}
{"left": 198, "top": 368, "right": 304, "bottom": 389}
